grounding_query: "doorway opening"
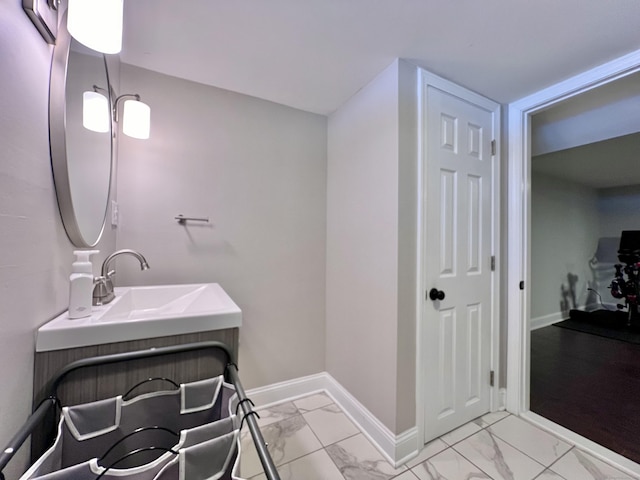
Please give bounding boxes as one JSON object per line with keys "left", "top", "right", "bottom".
{"left": 506, "top": 50, "right": 640, "bottom": 475}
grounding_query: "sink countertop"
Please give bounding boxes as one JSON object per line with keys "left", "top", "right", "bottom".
{"left": 36, "top": 283, "right": 242, "bottom": 352}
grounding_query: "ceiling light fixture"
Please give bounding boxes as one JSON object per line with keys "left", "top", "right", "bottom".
{"left": 67, "top": 0, "right": 124, "bottom": 54}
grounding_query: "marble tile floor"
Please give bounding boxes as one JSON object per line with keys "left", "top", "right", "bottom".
{"left": 236, "top": 392, "right": 639, "bottom": 480}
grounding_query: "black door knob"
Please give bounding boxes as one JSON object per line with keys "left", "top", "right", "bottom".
{"left": 429, "top": 288, "right": 445, "bottom": 301}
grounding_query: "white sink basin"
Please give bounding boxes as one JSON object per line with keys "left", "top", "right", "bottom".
{"left": 36, "top": 283, "right": 242, "bottom": 352}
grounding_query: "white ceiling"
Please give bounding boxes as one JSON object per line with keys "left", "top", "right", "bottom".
{"left": 532, "top": 72, "right": 640, "bottom": 157}
{"left": 530, "top": 70, "right": 640, "bottom": 189}
{"left": 120, "top": 0, "right": 640, "bottom": 115}
{"left": 532, "top": 132, "right": 640, "bottom": 189}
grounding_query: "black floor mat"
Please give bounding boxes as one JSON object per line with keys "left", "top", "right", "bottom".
{"left": 553, "top": 309, "right": 640, "bottom": 345}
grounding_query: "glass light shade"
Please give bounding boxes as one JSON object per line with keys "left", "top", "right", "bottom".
{"left": 122, "top": 99, "right": 151, "bottom": 139}
{"left": 82, "top": 91, "right": 110, "bottom": 133}
{"left": 67, "top": 0, "right": 124, "bottom": 54}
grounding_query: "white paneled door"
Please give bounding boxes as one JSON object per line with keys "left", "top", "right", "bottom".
{"left": 423, "top": 83, "right": 498, "bottom": 442}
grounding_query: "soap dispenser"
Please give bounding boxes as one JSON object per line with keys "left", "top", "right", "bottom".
{"left": 69, "top": 250, "right": 99, "bottom": 319}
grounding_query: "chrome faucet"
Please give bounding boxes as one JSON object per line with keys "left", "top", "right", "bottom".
{"left": 93, "top": 249, "right": 150, "bottom": 305}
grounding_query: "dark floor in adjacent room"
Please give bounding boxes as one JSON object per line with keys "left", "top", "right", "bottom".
{"left": 530, "top": 324, "right": 640, "bottom": 464}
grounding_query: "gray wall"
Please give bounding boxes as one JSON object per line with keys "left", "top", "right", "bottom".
{"left": 598, "top": 185, "right": 640, "bottom": 238}
{"left": 115, "top": 64, "right": 328, "bottom": 389}
{"left": 0, "top": 2, "right": 116, "bottom": 476}
{"left": 531, "top": 171, "right": 601, "bottom": 324}
{"left": 326, "top": 59, "right": 417, "bottom": 434}
{"left": 117, "top": 60, "right": 421, "bottom": 436}
{"left": 531, "top": 173, "right": 640, "bottom": 325}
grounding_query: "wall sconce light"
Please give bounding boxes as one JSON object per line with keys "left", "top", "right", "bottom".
{"left": 67, "top": 0, "right": 124, "bottom": 54}
{"left": 82, "top": 87, "right": 150, "bottom": 139}
{"left": 23, "top": 0, "right": 59, "bottom": 44}
{"left": 82, "top": 89, "right": 110, "bottom": 133}
{"left": 114, "top": 94, "right": 151, "bottom": 140}
{"left": 23, "top": 0, "right": 124, "bottom": 52}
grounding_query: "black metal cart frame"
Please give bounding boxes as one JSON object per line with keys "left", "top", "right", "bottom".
{"left": 0, "top": 341, "right": 280, "bottom": 480}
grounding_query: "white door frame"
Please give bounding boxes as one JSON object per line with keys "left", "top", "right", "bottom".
{"left": 506, "top": 49, "right": 640, "bottom": 472}
{"left": 416, "top": 68, "right": 501, "bottom": 448}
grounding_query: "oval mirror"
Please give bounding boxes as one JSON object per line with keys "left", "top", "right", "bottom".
{"left": 50, "top": 10, "right": 113, "bottom": 247}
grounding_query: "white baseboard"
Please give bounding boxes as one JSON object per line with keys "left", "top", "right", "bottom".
{"left": 531, "top": 303, "right": 619, "bottom": 331}
{"left": 498, "top": 388, "right": 507, "bottom": 410}
{"left": 322, "top": 374, "right": 418, "bottom": 467}
{"left": 242, "top": 372, "right": 328, "bottom": 408}
{"left": 245, "top": 372, "right": 419, "bottom": 467}
{"left": 530, "top": 312, "right": 565, "bottom": 330}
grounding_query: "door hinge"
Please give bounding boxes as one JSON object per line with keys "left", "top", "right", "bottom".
{"left": 490, "top": 370, "right": 495, "bottom": 387}
{"left": 490, "top": 255, "right": 495, "bottom": 271}
{"left": 491, "top": 139, "right": 496, "bottom": 156}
